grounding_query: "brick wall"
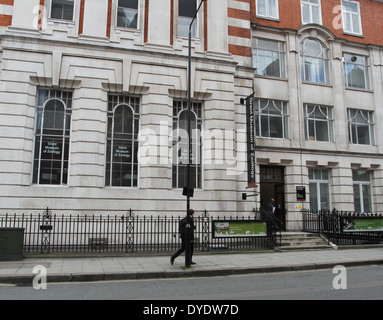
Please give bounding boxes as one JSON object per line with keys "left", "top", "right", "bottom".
{"left": 0, "top": 0, "right": 13, "bottom": 26}
{"left": 252, "top": 0, "right": 383, "bottom": 46}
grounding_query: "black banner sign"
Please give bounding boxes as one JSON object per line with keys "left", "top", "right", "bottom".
{"left": 245, "top": 94, "right": 256, "bottom": 188}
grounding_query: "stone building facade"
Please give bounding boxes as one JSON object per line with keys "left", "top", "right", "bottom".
{"left": 0, "top": 0, "right": 382, "bottom": 230}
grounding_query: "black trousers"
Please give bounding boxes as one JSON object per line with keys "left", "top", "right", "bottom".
{"left": 172, "top": 237, "right": 194, "bottom": 260}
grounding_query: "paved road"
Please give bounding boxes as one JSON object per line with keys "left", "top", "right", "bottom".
{"left": 1, "top": 265, "right": 382, "bottom": 301}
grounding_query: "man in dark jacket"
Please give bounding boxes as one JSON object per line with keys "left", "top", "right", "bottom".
{"left": 170, "top": 209, "right": 196, "bottom": 265}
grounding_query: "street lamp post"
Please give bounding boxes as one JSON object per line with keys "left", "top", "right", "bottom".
{"left": 185, "top": 0, "right": 206, "bottom": 269}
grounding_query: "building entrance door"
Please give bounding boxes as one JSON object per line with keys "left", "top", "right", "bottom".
{"left": 260, "top": 166, "right": 286, "bottom": 231}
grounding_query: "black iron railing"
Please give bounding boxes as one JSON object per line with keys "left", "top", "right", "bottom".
{"left": 303, "top": 209, "right": 383, "bottom": 245}
{"left": 0, "top": 208, "right": 278, "bottom": 255}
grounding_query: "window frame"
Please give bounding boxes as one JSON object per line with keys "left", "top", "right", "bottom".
{"left": 254, "top": 98, "right": 289, "bottom": 139}
{"left": 343, "top": 53, "right": 370, "bottom": 90}
{"left": 172, "top": 100, "right": 203, "bottom": 190}
{"left": 178, "top": 0, "right": 198, "bottom": 38}
{"left": 252, "top": 38, "right": 286, "bottom": 79}
{"left": 304, "top": 104, "right": 334, "bottom": 142}
{"left": 256, "top": 0, "right": 279, "bottom": 20}
{"left": 301, "top": 0, "right": 322, "bottom": 25}
{"left": 347, "top": 109, "right": 375, "bottom": 146}
{"left": 33, "top": 89, "right": 73, "bottom": 186}
{"left": 116, "top": 0, "right": 140, "bottom": 30}
{"left": 341, "top": 0, "right": 363, "bottom": 36}
{"left": 309, "top": 168, "right": 331, "bottom": 211}
{"left": 301, "top": 38, "right": 330, "bottom": 84}
{"left": 353, "top": 170, "right": 373, "bottom": 213}
{"left": 49, "top": 0, "right": 75, "bottom": 21}
{"left": 106, "top": 94, "right": 140, "bottom": 188}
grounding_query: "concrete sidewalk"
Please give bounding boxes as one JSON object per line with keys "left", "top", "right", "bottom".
{"left": 0, "top": 247, "right": 383, "bottom": 285}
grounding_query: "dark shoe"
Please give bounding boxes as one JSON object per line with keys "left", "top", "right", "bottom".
{"left": 170, "top": 257, "right": 174, "bottom": 265}
{"left": 191, "top": 261, "right": 196, "bottom": 265}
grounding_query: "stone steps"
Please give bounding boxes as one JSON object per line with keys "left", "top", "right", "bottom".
{"left": 278, "top": 232, "right": 335, "bottom": 251}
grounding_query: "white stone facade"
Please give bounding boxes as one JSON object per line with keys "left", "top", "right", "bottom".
{"left": 0, "top": 0, "right": 382, "bottom": 231}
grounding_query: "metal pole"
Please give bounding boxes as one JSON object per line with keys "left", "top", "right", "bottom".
{"left": 186, "top": 0, "right": 205, "bottom": 268}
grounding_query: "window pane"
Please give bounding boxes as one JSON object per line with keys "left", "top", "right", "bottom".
{"left": 353, "top": 184, "right": 361, "bottom": 212}
{"left": 179, "top": 0, "right": 196, "bottom": 17}
{"left": 119, "top": 0, "right": 138, "bottom": 9}
{"left": 362, "top": 185, "right": 372, "bottom": 213}
{"left": 269, "top": 116, "right": 283, "bottom": 138}
{"left": 302, "top": 4, "right": 310, "bottom": 24}
{"left": 353, "top": 170, "right": 370, "bottom": 182}
{"left": 178, "top": 16, "right": 197, "bottom": 37}
{"left": 343, "top": 1, "right": 358, "bottom": 13}
{"left": 43, "top": 100, "right": 65, "bottom": 134}
{"left": 117, "top": 8, "right": 138, "bottom": 28}
{"left": 346, "top": 64, "right": 366, "bottom": 88}
{"left": 257, "top": 0, "right": 266, "bottom": 16}
{"left": 51, "top": 0, "right": 74, "bottom": 20}
{"left": 320, "top": 183, "right": 330, "bottom": 210}
{"left": 269, "top": 0, "right": 278, "bottom": 18}
{"left": 315, "top": 120, "right": 329, "bottom": 141}
{"left": 40, "top": 160, "right": 61, "bottom": 185}
{"left": 351, "top": 13, "right": 360, "bottom": 34}
{"left": 355, "top": 125, "right": 370, "bottom": 145}
{"left": 312, "top": 6, "right": 320, "bottom": 24}
{"left": 117, "top": 0, "right": 139, "bottom": 28}
{"left": 309, "top": 183, "right": 318, "bottom": 211}
{"left": 304, "top": 39, "right": 322, "bottom": 57}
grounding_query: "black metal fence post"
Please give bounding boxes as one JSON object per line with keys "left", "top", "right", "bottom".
{"left": 125, "top": 209, "right": 134, "bottom": 253}
{"left": 40, "top": 207, "right": 52, "bottom": 254}
{"left": 202, "top": 210, "right": 210, "bottom": 252}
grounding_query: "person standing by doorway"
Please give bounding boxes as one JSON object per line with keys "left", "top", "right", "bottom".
{"left": 170, "top": 209, "right": 196, "bottom": 265}
{"left": 267, "top": 198, "right": 276, "bottom": 215}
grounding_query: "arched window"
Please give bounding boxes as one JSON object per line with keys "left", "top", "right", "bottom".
{"left": 172, "top": 100, "right": 202, "bottom": 189}
{"left": 33, "top": 89, "right": 72, "bottom": 185}
{"left": 301, "top": 38, "right": 330, "bottom": 84}
{"left": 106, "top": 95, "right": 140, "bottom": 187}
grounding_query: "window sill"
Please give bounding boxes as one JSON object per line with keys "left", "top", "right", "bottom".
{"left": 115, "top": 26, "right": 140, "bottom": 33}
{"left": 31, "top": 184, "right": 69, "bottom": 188}
{"left": 254, "top": 74, "right": 288, "bottom": 82}
{"left": 302, "top": 81, "right": 332, "bottom": 88}
{"left": 343, "top": 31, "right": 364, "bottom": 38}
{"left": 345, "top": 87, "right": 373, "bottom": 94}
{"left": 255, "top": 15, "right": 280, "bottom": 22}
{"left": 48, "top": 18, "right": 75, "bottom": 26}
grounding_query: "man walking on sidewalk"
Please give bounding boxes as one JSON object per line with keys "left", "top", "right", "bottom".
{"left": 170, "top": 209, "right": 196, "bottom": 265}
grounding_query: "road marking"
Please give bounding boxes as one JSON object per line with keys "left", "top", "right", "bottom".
{"left": 0, "top": 283, "right": 16, "bottom": 287}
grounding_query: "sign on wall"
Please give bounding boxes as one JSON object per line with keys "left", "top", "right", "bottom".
{"left": 343, "top": 218, "right": 383, "bottom": 232}
{"left": 212, "top": 220, "right": 267, "bottom": 238}
{"left": 244, "top": 93, "right": 256, "bottom": 188}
